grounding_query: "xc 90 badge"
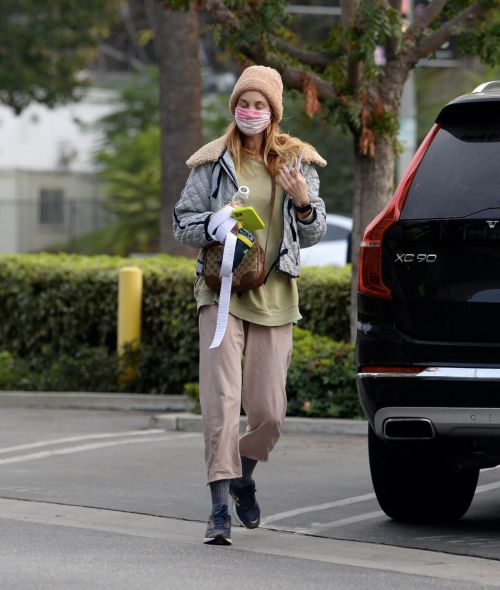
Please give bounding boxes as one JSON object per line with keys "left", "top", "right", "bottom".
{"left": 395, "top": 253, "right": 437, "bottom": 263}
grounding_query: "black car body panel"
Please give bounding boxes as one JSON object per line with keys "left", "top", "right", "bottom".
{"left": 356, "top": 83, "right": 500, "bottom": 460}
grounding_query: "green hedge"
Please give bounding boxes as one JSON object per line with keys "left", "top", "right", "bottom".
{"left": 184, "top": 327, "right": 361, "bottom": 419}
{"left": 0, "top": 254, "right": 355, "bottom": 414}
{"left": 288, "top": 328, "right": 360, "bottom": 418}
{"left": 0, "top": 253, "right": 198, "bottom": 393}
{"left": 298, "top": 265, "right": 351, "bottom": 341}
{"left": 0, "top": 348, "right": 122, "bottom": 392}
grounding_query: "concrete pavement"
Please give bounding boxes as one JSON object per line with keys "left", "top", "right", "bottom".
{"left": 0, "top": 407, "right": 500, "bottom": 587}
{"left": 0, "top": 497, "right": 499, "bottom": 589}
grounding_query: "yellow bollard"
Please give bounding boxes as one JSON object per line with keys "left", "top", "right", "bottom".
{"left": 117, "top": 266, "right": 143, "bottom": 384}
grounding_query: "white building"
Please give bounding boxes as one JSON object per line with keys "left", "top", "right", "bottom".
{"left": 0, "top": 88, "right": 117, "bottom": 253}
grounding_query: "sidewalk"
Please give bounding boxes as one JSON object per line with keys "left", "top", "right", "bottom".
{"left": 0, "top": 391, "right": 368, "bottom": 436}
{"left": 150, "top": 413, "right": 367, "bottom": 435}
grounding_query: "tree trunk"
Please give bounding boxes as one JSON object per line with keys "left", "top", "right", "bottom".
{"left": 349, "top": 135, "right": 397, "bottom": 342}
{"left": 146, "top": 0, "right": 202, "bottom": 256}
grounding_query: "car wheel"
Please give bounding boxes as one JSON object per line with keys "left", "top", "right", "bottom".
{"left": 368, "top": 425, "right": 479, "bottom": 523}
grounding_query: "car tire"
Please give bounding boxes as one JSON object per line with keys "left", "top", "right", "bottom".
{"left": 368, "top": 425, "right": 479, "bottom": 523}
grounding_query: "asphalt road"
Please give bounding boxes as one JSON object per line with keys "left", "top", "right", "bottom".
{"left": 0, "top": 407, "right": 500, "bottom": 589}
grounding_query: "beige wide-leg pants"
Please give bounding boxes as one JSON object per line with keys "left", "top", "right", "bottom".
{"left": 199, "top": 305, "right": 293, "bottom": 483}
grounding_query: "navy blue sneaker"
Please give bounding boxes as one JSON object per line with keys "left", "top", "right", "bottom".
{"left": 204, "top": 505, "right": 232, "bottom": 545}
{"left": 229, "top": 478, "right": 260, "bottom": 529}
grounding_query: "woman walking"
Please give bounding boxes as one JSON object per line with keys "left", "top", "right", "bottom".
{"left": 174, "top": 65, "right": 327, "bottom": 545}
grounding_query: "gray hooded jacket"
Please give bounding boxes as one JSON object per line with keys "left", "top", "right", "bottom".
{"left": 173, "top": 136, "right": 327, "bottom": 278}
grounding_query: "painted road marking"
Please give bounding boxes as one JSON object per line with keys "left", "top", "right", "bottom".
{"left": 303, "top": 480, "right": 500, "bottom": 533}
{"left": 0, "top": 433, "right": 200, "bottom": 465}
{"left": 261, "top": 493, "right": 376, "bottom": 526}
{"left": 0, "top": 429, "right": 166, "bottom": 455}
{"left": 476, "top": 480, "right": 500, "bottom": 494}
{"left": 304, "top": 511, "right": 385, "bottom": 533}
{"left": 263, "top": 478, "right": 500, "bottom": 531}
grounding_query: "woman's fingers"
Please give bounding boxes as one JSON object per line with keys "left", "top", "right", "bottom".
{"left": 278, "top": 165, "right": 310, "bottom": 205}
{"left": 280, "top": 166, "right": 303, "bottom": 186}
{"left": 279, "top": 165, "right": 296, "bottom": 185}
{"left": 277, "top": 167, "right": 290, "bottom": 186}
{"left": 278, "top": 165, "right": 308, "bottom": 203}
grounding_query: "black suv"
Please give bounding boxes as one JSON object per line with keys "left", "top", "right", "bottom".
{"left": 357, "top": 81, "right": 500, "bottom": 523}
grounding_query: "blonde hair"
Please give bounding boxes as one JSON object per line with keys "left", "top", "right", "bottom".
{"left": 223, "top": 121, "right": 320, "bottom": 177}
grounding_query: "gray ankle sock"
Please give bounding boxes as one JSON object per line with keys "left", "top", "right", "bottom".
{"left": 209, "top": 479, "right": 230, "bottom": 513}
{"left": 240, "top": 455, "right": 258, "bottom": 482}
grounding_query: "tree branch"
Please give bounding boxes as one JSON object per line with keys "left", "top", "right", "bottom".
{"left": 243, "top": 44, "right": 338, "bottom": 101}
{"left": 413, "top": 0, "right": 449, "bottom": 31}
{"left": 204, "top": 0, "right": 241, "bottom": 32}
{"left": 417, "top": 0, "right": 490, "bottom": 58}
{"left": 339, "top": 0, "right": 355, "bottom": 30}
{"left": 270, "top": 35, "right": 342, "bottom": 68}
{"left": 204, "top": 0, "right": 338, "bottom": 102}
{"left": 340, "top": 0, "right": 361, "bottom": 92}
{"left": 388, "top": 0, "right": 403, "bottom": 11}
{"left": 98, "top": 42, "right": 146, "bottom": 71}
{"left": 279, "top": 62, "right": 337, "bottom": 101}
{"left": 121, "top": 1, "right": 152, "bottom": 65}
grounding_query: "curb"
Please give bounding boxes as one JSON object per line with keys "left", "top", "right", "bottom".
{"left": 149, "top": 413, "right": 368, "bottom": 436}
{"left": 0, "top": 391, "right": 190, "bottom": 413}
{"left": 0, "top": 392, "right": 368, "bottom": 435}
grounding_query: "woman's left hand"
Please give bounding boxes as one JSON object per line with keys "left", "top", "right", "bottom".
{"left": 277, "top": 165, "right": 310, "bottom": 207}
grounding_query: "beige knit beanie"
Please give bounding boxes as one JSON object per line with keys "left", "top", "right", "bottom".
{"left": 229, "top": 65, "right": 284, "bottom": 123}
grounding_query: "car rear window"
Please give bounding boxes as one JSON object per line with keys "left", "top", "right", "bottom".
{"left": 401, "top": 102, "right": 500, "bottom": 220}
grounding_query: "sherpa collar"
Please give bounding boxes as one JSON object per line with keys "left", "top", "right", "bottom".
{"left": 186, "top": 136, "right": 327, "bottom": 168}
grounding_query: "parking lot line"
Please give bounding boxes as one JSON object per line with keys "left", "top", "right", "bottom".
{"left": 261, "top": 492, "right": 376, "bottom": 526}
{"left": 476, "top": 480, "right": 500, "bottom": 494}
{"left": 263, "top": 478, "right": 500, "bottom": 532}
{"left": 305, "top": 510, "right": 385, "bottom": 533}
{"left": 0, "top": 429, "right": 166, "bottom": 455}
{"left": 296, "top": 479, "right": 500, "bottom": 533}
{"left": 0, "top": 433, "right": 200, "bottom": 465}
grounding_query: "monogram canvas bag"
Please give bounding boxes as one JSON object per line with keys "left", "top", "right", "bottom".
{"left": 203, "top": 241, "right": 265, "bottom": 293}
{"left": 203, "top": 177, "right": 276, "bottom": 293}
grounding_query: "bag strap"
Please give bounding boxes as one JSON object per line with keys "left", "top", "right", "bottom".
{"left": 261, "top": 176, "right": 278, "bottom": 285}
{"left": 263, "top": 175, "right": 276, "bottom": 257}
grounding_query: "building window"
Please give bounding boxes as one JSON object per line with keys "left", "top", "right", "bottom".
{"left": 39, "top": 189, "right": 65, "bottom": 224}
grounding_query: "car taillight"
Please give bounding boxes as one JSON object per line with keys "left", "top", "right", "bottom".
{"left": 358, "top": 124, "right": 441, "bottom": 299}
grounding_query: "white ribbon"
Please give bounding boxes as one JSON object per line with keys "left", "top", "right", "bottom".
{"left": 207, "top": 206, "right": 238, "bottom": 349}
{"left": 207, "top": 205, "right": 234, "bottom": 242}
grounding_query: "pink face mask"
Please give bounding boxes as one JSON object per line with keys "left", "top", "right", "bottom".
{"left": 235, "top": 106, "right": 272, "bottom": 136}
